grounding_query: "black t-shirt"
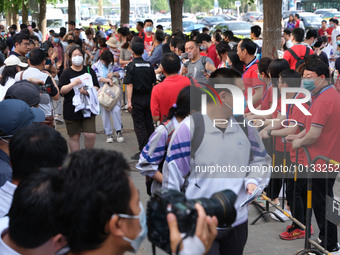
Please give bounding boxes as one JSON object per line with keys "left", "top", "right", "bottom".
{"left": 75, "top": 38, "right": 83, "bottom": 49}
{"left": 123, "top": 57, "right": 156, "bottom": 96}
{"left": 59, "top": 66, "right": 99, "bottom": 120}
{"left": 336, "top": 58, "right": 340, "bottom": 73}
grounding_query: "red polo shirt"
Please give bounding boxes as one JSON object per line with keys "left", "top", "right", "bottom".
{"left": 242, "top": 58, "right": 265, "bottom": 113}
{"left": 206, "top": 44, "right": 220, "bottom": 68}
{"left": 150, "top": 75, "right": 191, "bottom": 122}
{"left": 304, "top": 86, "right": 340, "bottom": 166}
{"left": 274, "top": 99, "right": 290, "bottom": 153}
{"left": 260, "top": 83, "right": 273, "bottom": 111}
{"left": 283, "top": 44, "right": 314, "bottom": 70}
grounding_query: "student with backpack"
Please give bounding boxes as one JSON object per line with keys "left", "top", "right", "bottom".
{"left": 283, "top": 28, "right": 314, "bottom": 70}
{"left": 162, "top": 68, "right": 271, "bottom": 255}
{"left": 136, "top": 86, "right": 191, "bottom": 195}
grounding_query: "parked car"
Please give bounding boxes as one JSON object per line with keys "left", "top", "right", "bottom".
{"left": 320, "top": 11, "right": 340, "bottom": 20}
{"left": 93, "top": 16, "right": 108, "bottom": 26}
{"left": 314, "top": 9, "right": 338, "bottom": 16}
{"left": 156, "top": 17, "right": 172, "bottom": 30}
{"left": 182, "top": 21, "right": 206, "bottom": 33}
{"left": 183, "top": 13, "right": 198, "bottom": 23}
{"left": 282, "top": 10, "right": 305, "bottom": 20}
{"left": 199, "top": 15, "right": 236, "bottom": 28}
{"left": 212, "top": 21, "right": 252, "bottom": 38}
{"left": 284, "top": 12, "right": 323, "bottom": 32}
{"left": 242, "top": 12, "right": 262, "bottom": 22}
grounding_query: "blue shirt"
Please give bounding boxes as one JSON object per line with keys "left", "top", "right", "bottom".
{"left": 146, "top": 44, "right": 163, "bottom": 66}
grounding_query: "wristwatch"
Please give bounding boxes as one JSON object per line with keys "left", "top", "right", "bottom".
{"left": 267, "top": 130, "right": 272, "bottom": 136}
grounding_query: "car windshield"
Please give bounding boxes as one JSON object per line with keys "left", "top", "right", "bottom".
{"left": 158, "top": 18, "right": 171, "bottom": 22}
{"left": 183, "top": 21, "right": 194, "bottom": 28}
{"left": 303, "top": 15, "right": 322, "bottom": 23}
{"left": 206, "top": 16, "right": 225, "bottom": 22}
{"left": 217, "top": 22, "right": 250, "bottom": 30}
{"left": 47, "top": 19, "right": 63, "bottom": 28}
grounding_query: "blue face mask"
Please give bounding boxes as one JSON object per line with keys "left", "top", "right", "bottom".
{"left": 336, "top": 50, "right": 340, "bottom": 55}
{"left": 226, "top": 61, "right": 231, "bottom": 68}
{"left": 330, "top": 24, "right": 334, "bottom": 28}
{"left": 311, "top": 41, "right": 316, "bottom": 47}
{"left": 53, "top": 38, "right": 60, "bottom": 43}
{"left": 303, "top": 79, "right": 316, "bottom": 92}
{"left": 116, "top": 202, "right": 147, "bottom": 253}
{"left": 1, "top": 32, "right": 5, "bottom": 36}
{"left": 200, "top": 45, "right": 207, "bottom": 51}
{"left": 336, "top": 41, "right": 340, "bottom": 46}
{"left": 257, "top": 72, "right": 264, "bottom": 82}
{"left": 145, "top": 27, "right": 153, "bottom": 33}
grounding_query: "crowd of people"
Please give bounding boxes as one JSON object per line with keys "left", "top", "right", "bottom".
{"left": 0, "top": 15, "right": 339, "bottom": 255}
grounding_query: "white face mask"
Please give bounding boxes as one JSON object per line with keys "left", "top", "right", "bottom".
{"left": 72, "top": 55, "right": 83, "bottom": 66}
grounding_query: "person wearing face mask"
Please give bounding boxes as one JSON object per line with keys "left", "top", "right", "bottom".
{"left": 216, "top": 41, "right": 231, "bottom": 68}
{"left": 63, "top": 33, "right": 76, "bottom": 68}
{"left": 51, "top": 33, "right": 64, "bottom": 75}
{"left": 92, "top": 50, "right": 124, "bottom": 143}
{"left": 288, "top": 59, "right": 340, "bottom": 254}
{"left": 302, "top": 29, "right": 318, "bottom": 49}
{"left": 144, "top": 19, "right": 154, "bottom": 55}
{"left": 162, "top": 68, "right": 271, "bottom": 255}
{"left": 146, "top": 29, "right": 165, "bottom": 67}
{"left": 320, "top": 35, "right": 334, "bottom": 61}
{"left": 196, "top": 33, "right": 220, "bottom": 68}
{"left": 330, "top": 18, "right": 340, "bottom": 51}
{"left": 54, "top": 149, "right": 218, "bottom": 255}
{"left": 58, "top": 45, "right": 100, "bottom": 152}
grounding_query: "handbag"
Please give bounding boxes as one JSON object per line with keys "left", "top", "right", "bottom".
{"left": 98, "top": 78, "right": 122, "bottom": 111}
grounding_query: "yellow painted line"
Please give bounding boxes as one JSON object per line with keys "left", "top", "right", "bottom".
{"left": 307, "top": 190, "right": 312, "bottom": 208}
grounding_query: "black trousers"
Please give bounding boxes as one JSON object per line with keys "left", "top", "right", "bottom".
{"left": 312, "top": 178, "right": 338, "bottom": 250}
{"left": 286, "top": 175, "right": 307, "bottom": 230}
{"left": 131, "top": 94, "right": 154, "bottom": 152}
{"left": 206, "top": 221, "right": 248, "bottom": 255}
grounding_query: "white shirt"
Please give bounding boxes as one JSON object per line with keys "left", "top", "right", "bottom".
{"left": 286, "top": 40, "right": 293, "bottom": 49}
{"left": 331, "top": 26, "right": 340, "bottom": 50}
{"left": 322, "top": 43, "right": 335, "bottom": 59}
{"left": 0, "top": 217, "right": 20, "bottom": 255}
{"left": 0, "top": 78, "right": 15, "bottom": 102}
{"left": 0, "top": 181, "right": 17, "bottom": 218}
{"left": 254, "top": 39, "right": 263, "bottom": 48}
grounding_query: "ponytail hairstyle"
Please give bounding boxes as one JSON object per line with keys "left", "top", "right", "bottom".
{"left": 163, "top": 86, "right": 190, "bottom": 123}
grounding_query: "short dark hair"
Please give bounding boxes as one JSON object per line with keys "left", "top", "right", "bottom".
{"left": 137, "top": 21, "right": 144, "bottom": 28}
{"left": 333, "top": 19, "right": 339, "bottom": 25}
{"left": 306, "top": 29, "right": 317, "bottom": 40}
{"left": 258, "top": 57, "right": 272, "bottom": 77}
{"left": 155, "top": 29, "right": 165, "bottom": 42}
{"left": 29, "top": 49, "right": 46, "bottom": 66}
{"left": 8, "top": 167, "right": 61, "bottom": 248}
{"left": 11, "top": 24, "right": 17, "bottom": 30}
{"left": 279, "top": 69, "right": 301, "bottom": 88}
{"left": 68, "top": 20, "right": 75, "bottom": 26}
{"left": 13, "top": 32, "right": 29, "bottom": 45}
{"left": 292, "top": 28, "right": 305, "bottom": 43}
{"left": 251, "top": 25, "right": 261, "bottom": 37}
{"left": 240, "top": 38, "right": 257, "bottom": 55}
{"left": 99, "top": 49, "right": 114, "bottom": 66}
{"left": 283, "top": 28, "right": 291, "bottom": 35}
{"left": 170, "top": 36, "right": 181, "bottom": 48}
{"left": 202, "top": 27, "right": 209, "bottom": 33}
{"left": 216, "top": 41, "right": 231, "bottom": 57}
{"left": 9, "top": 124, "right": 68, "bottom": 181}
{"left": 31, "top": 22, "right": 37, "bottom": 29}
{"left": 130, "top": 42, "right": 144, "bottom": 55}
{"left": 156, "top": 24, "right": 163, "bottom": 30}
{"left": 85, "top": 28, "right": 93, "bottom": 35}
{"left": 117, "top": 27, "right": 129, "bottom": 37}
{"left": 295, "top": 13, "right": 300, "bottom": 19}
{"left": 177, "top": 40, "right": 186, "bottom": 53}
{"left": 20, "top": 23, "right": 27, "bottom": 30}
{"left": 144, "top": 19, "right": 153, "bottom": 25}
{"left": 56, "top": 149, "right": 131, "bottom": 252}
{"left": 196, "top": 33, "right": 211, "bottom": 44}
{"left": 161, "top": 52, "right": 181, "bottom": 74}
{"left": 223, "top": 30, "right": 234, "bottom": 40}
{"left": 322, "top": 20, "right": 327, "bottom": 24}
{"left": 304, "top": 58, "right": 330, "bottom": 78}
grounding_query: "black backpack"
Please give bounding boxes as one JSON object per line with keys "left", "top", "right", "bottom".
{"left": 287, "top": 46, "right": 310, "bottom": 70}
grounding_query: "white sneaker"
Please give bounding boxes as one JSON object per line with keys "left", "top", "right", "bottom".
{"left": 106, "top": 135, "right": 114, "bottom": 143}
{"left": 271, "top": 209, "right": 291, "bottom": 221}
{"left": 116, "top": 131, "right": 124, "bottom": 143}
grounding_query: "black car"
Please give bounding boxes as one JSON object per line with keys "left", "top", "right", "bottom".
{"left": 93, "top": 17, "right": 108, "bottom": 26}
{"left": 241, "top": 12, "right": 262, "bottom": 22}
{"left": 199, "top": 15, "right": 235, "bottom": 28}
{"left": 212, "top": 21, "right": 252, "bottom": 38}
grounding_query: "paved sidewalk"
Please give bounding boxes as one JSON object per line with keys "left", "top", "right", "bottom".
{"left": 56, "top": 111, "right": 340, "bottom": 255}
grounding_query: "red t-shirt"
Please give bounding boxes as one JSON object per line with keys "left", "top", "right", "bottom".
{"left": 318, "top": 28, "right": 332, "bottom": 42}
{"left": 200, "top": 52, "right": 207, "bottom": 56}
{"left": 283, "top": 44, "right": 314, "bottom": 70}
{"left": 206, "top": 44, "right": 220, "bottom": 68}
{"left": 287, "top": 93, "right": 308, "bottom": 165}
{"left": 304, "top": 86, "right": 340, "bottom": 166}
{"left": 150, "top": 75, "right": 191, "bottom": 122}
{"left": 242, "top": 59, "right": 265, "bottom": 113}
{"left": 260, "top": 83, "right": 273, "bottom": 111}
{"left": 144, "top": 34, "right": 153, "bottom": 55}
{"left": 274, "top": 99, "right": 289, "bottom": 152}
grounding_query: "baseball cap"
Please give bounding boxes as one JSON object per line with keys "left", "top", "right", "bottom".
{"left": 4, "top": 55, "right": 28, "bottom": 68}
{"left": 5, "top": 80, "right": 49, "bottom": 106}
{"left": 0, "top": 99, "right": 45, "bottom": 137}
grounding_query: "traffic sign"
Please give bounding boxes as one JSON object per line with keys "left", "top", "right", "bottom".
{"left": 235, "top": 1, "right": 241, "bottom": 7}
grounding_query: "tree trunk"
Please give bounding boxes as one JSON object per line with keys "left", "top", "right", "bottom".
{"left": 39, "top": 0, "right": 47, "bottom": 41}
{"left": 68, "top": 0, "right": 76, "bottom": 24}
{"left": 169, "top": 0, "right": 184, "bottom": 33}
{"left": 120, "top": 0, "right": 129, "bottom": 27}
{"left": 6, "top": 9, "right": 13, "bottom": 27}
{"left": 12, "top": 10, "right": 19, "bottom": 28}
{"left": 262, "top": 0, "right": 282, "bottom": 59}
{"left": 22, "top": 1, "right": 29, "bottom": 25}
{"left": 98, "top": 0, "right": 103, "bottom": 16}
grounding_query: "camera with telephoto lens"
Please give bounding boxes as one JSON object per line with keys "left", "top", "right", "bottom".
{"left": 147, "top": 188, "right": 237, "bottom": 254}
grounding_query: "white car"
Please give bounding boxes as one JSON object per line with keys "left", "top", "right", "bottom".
{"left": 183, "top": 13, "right": 197, "bottom": 24}
{"left": 156, "top": 17, "right": 172, "bottom": 30}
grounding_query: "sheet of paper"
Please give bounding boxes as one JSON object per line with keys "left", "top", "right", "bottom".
{"left": 70, "top": 73, "right": 94, "bottom": 95}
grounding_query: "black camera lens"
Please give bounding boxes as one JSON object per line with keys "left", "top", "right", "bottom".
{"left": 192, "top": 190, "right": 237, "bottom": 228}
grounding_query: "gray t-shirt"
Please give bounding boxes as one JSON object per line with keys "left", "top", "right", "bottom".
{"left": 186, "top": 56, "right": 214, "bottom": 84}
